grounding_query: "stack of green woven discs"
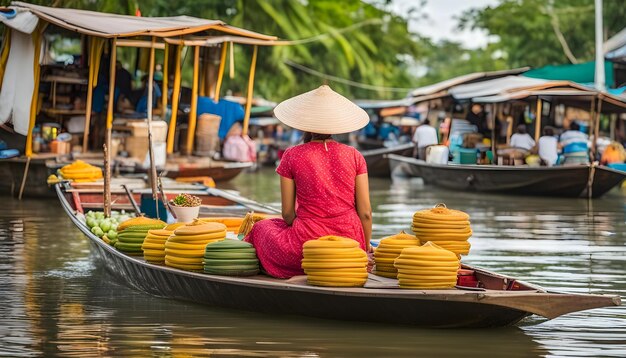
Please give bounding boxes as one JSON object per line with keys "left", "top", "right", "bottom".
{"left": 203, "top": 240, "right": 260, "bottom": 276}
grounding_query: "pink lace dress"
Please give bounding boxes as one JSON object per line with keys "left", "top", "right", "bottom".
{"left": 245, "top": 141, "right": 367, "bottom": 278}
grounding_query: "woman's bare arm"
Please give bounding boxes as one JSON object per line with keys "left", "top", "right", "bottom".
{"left": 355, "top": 173, "right": 372, "bottom": 251}
{"left": 280, "top": 176, "right": 296, "bottom": 225}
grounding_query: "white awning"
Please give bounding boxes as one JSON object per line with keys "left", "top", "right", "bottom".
{"left": 605, "top": 27, "right": 626, "bottom": 61}
{"left": 449, "top": 76, "right": 547, "bottom": 100}
{"left": 409, "top": 68, "right": 530, "bottom": 97}
{"left": 10, "top": 2, "right": 277, "bottom": 40}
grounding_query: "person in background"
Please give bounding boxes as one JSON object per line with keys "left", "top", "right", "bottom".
{"left": 537, "top": 126, "right": 558, "bottom": 166}
{"left": 412, "top": 119, "right": 438, "bottom": 160}
{"left": 600, "top": 141, "right": 626, "bottom": 165}
{"left": 135, "top": 75, "right": 162, "bottom": 114}
{"left": 509, "top": 124, "right": 535, "bottom": 151}
{"left": 196, "top": 96, "right": 245, "bottom": 141}
{"left": 245, "top": 85, "right": 372, "bottom": 279}
{"left": 222, "top": 122, "right": 257, "bottom": 163}
{"left": 559, "top": 121, "right": 589, "bottom": 165}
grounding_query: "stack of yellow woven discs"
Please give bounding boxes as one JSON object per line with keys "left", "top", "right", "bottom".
{"left": 394, "top": 242, "right": 460, "bottom": 289}
{"left": 411, "top": 204, "right": 472, "bottom": 256}
{"left": 374, "top": 231, "right": 420, "bottom": 278}
{"left": 302, "top": 236, "right": 368, "bottom": 287}
{"left": 58, "top": 160, "right": 103, "bottom": 182}
{"left": 164, "top": 220, "right": 226, "bottom": 271}
{"left": 199, "top": 217, "right": 245, "bottom": 232}
{"left": 141, "top": 223, "right": 184, "bottom": 264}
{"left": 115, "top": 217, "right": 166, "bottom": 255}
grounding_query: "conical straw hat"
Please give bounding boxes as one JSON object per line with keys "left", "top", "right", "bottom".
{"left": 273, "top": 85, "right": 369, "bottom": 135}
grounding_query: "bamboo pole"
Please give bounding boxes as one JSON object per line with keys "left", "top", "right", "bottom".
{"left": 146, "top": 37, "right": 158, "bottom": 217}
{"left": 491, "top": 103, "right": 497, "bottom": 162}
{"left": 242, "top": 45, "right": 258, "bottom": 137}
{"left": 229, "top": 41, "right": 234, "bottom": 79}
{"left": 82, "top": 38, "right": 102, "bottom": 153}
{"left": 104, "top": 38, "right": 117, "bottom": 218}
{"left": 592, "top": 98, "right": 603, "bottom": 159}
{"left": 166, "top": 44, "right": 182, "bottom": 154}
{"left": 161, "top": 43, "right": 169, "bottom": 118}
{"left": 214, "top": 43, "right": 228, "bottom": 102}
{"left": 534, "top": 98, "right": 542, "bottom": 141}
{"left": 185, "top": 46, "right": 200, "bottom": 154}
{"left": 199, "top": 48, "right": 207, "bottom": 97}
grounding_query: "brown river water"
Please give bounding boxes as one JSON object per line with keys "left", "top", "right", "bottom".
{"left": 1, "top": 168, "right": 625, "bottom": 357}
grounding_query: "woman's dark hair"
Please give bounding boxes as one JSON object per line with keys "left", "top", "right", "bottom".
{"left": 303, "top": 132, "right": 332, "bottom": 143}
{"left": 516, "top": 124, "right": 527, "bottom": 134}
{"left": 543, "top": 126, "right": 554, "bottom": 136}
{"left": 570, "top": 121, "right": 580, "bottom": 131}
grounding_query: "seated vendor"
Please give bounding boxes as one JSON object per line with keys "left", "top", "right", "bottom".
{"left": 559, "top": 121, "right": 589, "bottom": 165}
{"left": 509, "top": 124, "right": 535, "bottom": 151}
{"left": 245, "top": 85, "right": 373, "bottom": 279}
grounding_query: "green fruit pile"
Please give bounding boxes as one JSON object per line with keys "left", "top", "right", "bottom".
{"left": 84, "top": 210, "right": 134, "bottom": 245}
{"left": 115, "top": 217, "right": 167, "bottom": 255}
{"left": 203, "top": 239, "right": 260, "bottom": 276}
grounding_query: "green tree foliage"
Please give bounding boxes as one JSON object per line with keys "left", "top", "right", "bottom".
{"left": 416, "top": 41, "right": 509, "bottom": 85}
{"left": 458, "top": 0, "right": 626, "bottom": 68}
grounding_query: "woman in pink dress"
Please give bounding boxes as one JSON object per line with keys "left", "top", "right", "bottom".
{"left": 245, "top": 85, "right": 373, "bottom": 278}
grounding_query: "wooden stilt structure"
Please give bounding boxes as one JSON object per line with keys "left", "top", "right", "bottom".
{"left": 534, "top": 98, "right": 542, "bottom": 141}
{"left": 185, "top": 46, "right": 200, "bottom": 154}
{"left": 103, "top": 38, "right": 117, "bottom": 217}
{"left": 242, "top": 45, "right": 258, "bottom": 136}
{"left": 146, "top": 37, "right": 159, "bottom": 218}
{"left": 166, "top": 44, "right": 182, "bottom": 154}
{"left": 214, "top": 43, "right": 227, "bottom": 102}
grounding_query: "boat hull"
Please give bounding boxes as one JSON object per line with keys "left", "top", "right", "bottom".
{"left": 164, "top": 162, "right": 252, "bottom": 182}
{"left": 388, "top": 154, "right": 626, "bottom": 198}
{"left": 362, "top": 143, "right": 414, "bottom": 178}
{"left": 56, "top": 184, "right": 620, "bottom": 328}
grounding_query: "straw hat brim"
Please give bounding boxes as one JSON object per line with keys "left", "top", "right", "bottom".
{"left": 273, "top": 85, "right": 370, "bottom": 135}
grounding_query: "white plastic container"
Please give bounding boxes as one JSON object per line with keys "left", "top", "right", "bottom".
{"left": 426, "top": 145, "right": 449, "bottom": 164}
{"left": 171, "top": 206, "right": 200, "bottom": 223}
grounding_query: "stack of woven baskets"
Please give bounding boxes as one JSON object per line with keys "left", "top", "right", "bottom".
{"left": 164, "top": 220, "right": 226, "bottom": 271}
{"left": 374, "top": 231, "right": 420, "bottom": 278}
{"left": 115, "top": 217, "right": 166, "bottom": 255}
{"left": 203, "top": 240, "right": 260, "bottom": 276}
{"left": 141, "top": 223, "right": 184, "bottom": 264}
{"left": 411, "top": 204, "right": 472, "bottom": 256}
{"left": 302, "top": 236, "right": 368, "bottom": 287}
{"left": 394, "top": 242, "right": 460, "bottom": 289}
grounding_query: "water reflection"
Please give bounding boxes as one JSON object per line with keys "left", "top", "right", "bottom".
{"left": 0, "top": 169, "right": 625, "bottom": 357}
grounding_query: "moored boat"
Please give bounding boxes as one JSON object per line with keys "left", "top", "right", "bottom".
{"left": 388, "top": 154, "right": 626, "bottom": 198}
{"left": 56, "top": 183, "right": 620, "bottom": 328}
{"left": 361, "top": 143, "right": 415, "bottom": 178}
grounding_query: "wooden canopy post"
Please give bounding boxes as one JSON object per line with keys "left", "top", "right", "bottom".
{"left": 591, "top": 98, "right": 603, "bottom": 159}
{"left": 146, "top": 37, "right": 158, "bottom": 213}
{"left": 82, "top": 38, "right": 103, "bottom": 153}
{"left": 199, "top": 48, "right": 207, "bottom": 97}
{"left": 534, "top": 98, "right": 542, "bottom": 141}
{"left": 185, "top": 45, "right": 200, "bottom": 154}
{"left": 166, "top": 44, "right": 182, "bottom": 154}
{"left": 103, "top": 38, "right": 117, "bottom": 217}
{"left": 242, "top": 45, "right": 258, "bottom": 137}
{"left": 213, "top": 43, "right": 228, "bottom": 102}
{"left": 161, "top": 43, "right": 169, "bottom": 118}
{"left": 491, "top": 103, "right": 498, "bottom": 162}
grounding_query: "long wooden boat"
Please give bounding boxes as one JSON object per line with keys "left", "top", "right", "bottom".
{"left": 361, "top": 143, "right": 415, "bottom": 178}
{"left": 388, "top": 154, "right": 626, "bottom": 198}
{"left": 162, "top": 157, "right": 253, "bottom": 182}
{"left": 56, "top": 184, "right": 620, "bottom": 328}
